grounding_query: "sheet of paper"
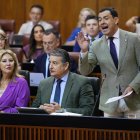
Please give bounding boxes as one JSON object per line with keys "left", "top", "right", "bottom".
{"left": 50, "top": 112, "right": 83, "bottom": 116}
{"left": 30, "top": 72, "right": 44, "bottom": 86}
{"left": 105, "top": 91, "right": 133, "bottom": 104}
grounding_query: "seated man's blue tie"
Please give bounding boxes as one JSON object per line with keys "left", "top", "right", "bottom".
{"left": 109, "top": 37, "right": 118, "bottom": 69}
{"left": 54, "top": 79, "right": 62, "bottom": 104}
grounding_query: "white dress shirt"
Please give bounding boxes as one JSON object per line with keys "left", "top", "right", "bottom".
{"left": 107, "top": 28, "right": 120, "bottom": 59}
{"left": 45, "top": 55, "right": 50, "bottom": 78}
{"left": 18, "top": 21, "right": 53, "bottom": 35}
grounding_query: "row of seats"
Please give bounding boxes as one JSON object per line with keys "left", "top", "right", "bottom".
{"left": 0, "top": 19, "right": 60, "bottom": 45}
{"left": 10, "top": 47, "right": 80, "bottom": 64}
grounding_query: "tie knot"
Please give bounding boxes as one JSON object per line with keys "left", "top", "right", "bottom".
{"left": 57, "top": 79, "right": 62, "bottom": 84}
{"left": 109, "top": 37, "right": 114, "bottom": 41}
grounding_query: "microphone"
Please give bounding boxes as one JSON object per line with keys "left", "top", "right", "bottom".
{"left": 91, "top": 74, "right": 106, "bottom": 116}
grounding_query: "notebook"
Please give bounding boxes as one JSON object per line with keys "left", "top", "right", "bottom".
{"left": 17, "top": 107, "right": 48, "bottom": 114}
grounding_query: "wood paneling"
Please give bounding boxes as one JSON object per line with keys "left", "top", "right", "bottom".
{"left": 98, "top": 0, "right": 140, "bottom": 30}
{"left": 0, "top": 0, "right": 25, "bottom": 33}
{"left": 0, "top": 125, "right": 140, "bottom": 140}
{"left": 24, "top": 0, "right": 97, "bottom": 43}
{"left": 0, "top": 0, "right": 140, "bottom": 43}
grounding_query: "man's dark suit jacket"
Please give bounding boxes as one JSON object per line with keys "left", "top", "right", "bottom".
{"left": 34, "top": 53, "right": 78, "bottom": 77}
{"left": 32, "top": 72, "right": 94, "bottom": 116}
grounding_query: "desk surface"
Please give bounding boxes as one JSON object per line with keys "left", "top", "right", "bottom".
{"left": 0, "top": 113, "right": 139, "bottom": 131}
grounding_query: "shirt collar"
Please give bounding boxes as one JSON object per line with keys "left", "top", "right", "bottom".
{"left": 55, "top": 71, "right": 69, "bottom": 82}
{"left": 94, "top": 34, "right": 100, "bottom": 40}
{"left": 106, "top": 28, "right": 120, "bottom": 40}
{"left": 30, "top": 21, "right": 43, "bottom": 26}
{"left": 87, "top": 34, "right": 99, "bottom": 40}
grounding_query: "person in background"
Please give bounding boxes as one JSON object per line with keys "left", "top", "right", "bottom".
{"left": 125, "top": 16, "right": 140, "bottom": 35}
{"left": 18, "top": 4, "right": 53, "bottom": 36}
{"left": 33, "top": 29, "right": 78, "bottom": 78}
{"left": 78, "top": 7, "right": 140, "bottom": 118}
{"left": 0, "top": 29, "right": 9, "bottom": 50}
{"left": 32, "top": 48, "right": 94, "bottom": 116}
{"left": 65, "top": 8, "right": 96, "bottom": 47}
{"left": 23, "top": 24, "right": 45, "bottom": 62}
{"left": 0, "top": 50, "right": 30, "bottom": 113}
{"left": 73, "top": 15, "right": 102, "bottom": 52}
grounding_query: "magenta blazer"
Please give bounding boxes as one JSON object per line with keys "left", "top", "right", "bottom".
{"left": 0, "top": 77, "right": 30, "bottom": 113}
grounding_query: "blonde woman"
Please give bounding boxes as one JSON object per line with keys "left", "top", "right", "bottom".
{"left": 0, "top": 50, "right": 30, "bottom": 113}
{"left": 65, "top": 8, "right": 96, "bottom": 46}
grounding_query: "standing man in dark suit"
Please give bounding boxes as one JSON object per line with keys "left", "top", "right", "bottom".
{"left": 32, "top": 48, "right": 94, "bottom": 116}
{"left": 78, "top": 7, "right": 140, "bottom": 118}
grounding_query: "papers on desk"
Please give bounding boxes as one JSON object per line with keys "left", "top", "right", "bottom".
{"left": 30, "top": 72, "right": 44, "bottom": 86}
{"left": 50, "top": 112, "right": 83, "bottom": 116}
{"left": 105, "top": 91, "right": 133, "bottom": 104}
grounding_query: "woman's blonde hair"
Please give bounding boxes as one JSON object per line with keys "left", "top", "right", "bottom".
{"left": 0, "top": 49, "right": 22, "bottom": 80}
{"left": 0, "top": 29, "right": 9, "bottom": 49}
{"left": 77, "top": 8, "right": 96, "bottom": 27}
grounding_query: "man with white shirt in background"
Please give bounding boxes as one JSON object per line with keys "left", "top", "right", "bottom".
{"left": 125, "top": 16, "right": 140, "bottom": 35}
{"left": 18, "top": 4, "right": 53, "bottom": 36}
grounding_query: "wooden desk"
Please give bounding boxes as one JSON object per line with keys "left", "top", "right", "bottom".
{"left": 0, "top": 113, "right": 140, "bottom": 140}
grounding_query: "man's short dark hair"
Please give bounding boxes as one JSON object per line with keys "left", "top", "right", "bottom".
{"left": 50, "top": 48, "right": 71, "bottom": 69}
{"left": 85, "top": 15, "right": 98, "bottom": 23}
{"left": 30, "top": 4, "right": 44, "bottom": 15}
{"left": 99, "top": 7, "right": 118, "bottom": 18}
{"left": 44, "top": 28, "right": 60, "bottom": 39}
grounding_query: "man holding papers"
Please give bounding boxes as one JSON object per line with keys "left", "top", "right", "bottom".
{"left": 32, "top": 49, "right": 94, "bottom": 116}
{"left": 78, "top": 7, "right": 140, "bottom": 118}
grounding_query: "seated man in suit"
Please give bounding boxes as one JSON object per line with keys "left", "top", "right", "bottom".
{"left": 33, "top": 28, "right": 78, "bottom": 78}
{"left": 32, "top": 48, "right": 94, "bottom": 116}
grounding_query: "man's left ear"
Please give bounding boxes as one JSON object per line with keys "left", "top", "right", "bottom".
{"left": 64, "top": 62, "right": 69, "bottom": 70}
{"left": 114, "top": 17, "right": 119, "bottom": 25}
{"left": 56, "top": 39, "right": 61, "bottom": 48}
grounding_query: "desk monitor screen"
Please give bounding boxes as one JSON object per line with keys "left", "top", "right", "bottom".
{"left": 10, "top": 44, "right": 23, "bottom": 48}
{"left": 21, "top": 63, "right": 35, "bottom": 72}
{"left": 12, "top": 35, "right": 24, "bottom": 45}
{"left": 61, "top": 45, "right": 73, "bottom": 52}
{"left": 17, "top": 107, "right": 48, "bottom": 114}
{"left": 30, "top": 72, "right": 44, "bottom": 87}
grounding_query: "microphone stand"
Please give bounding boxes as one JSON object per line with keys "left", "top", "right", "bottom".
{"left": 91, "top": 74, "right": 106, "bottom": 116}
